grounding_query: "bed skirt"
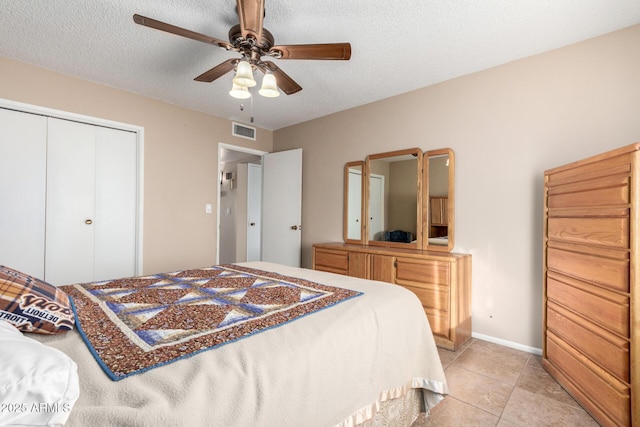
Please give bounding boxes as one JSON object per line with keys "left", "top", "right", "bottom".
{"left": 338, "top": 383, "right": 438, "bottom": 427}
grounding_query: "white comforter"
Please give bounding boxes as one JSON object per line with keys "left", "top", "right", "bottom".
{"left": 35, "top": 262, "right": 447, "bottom": 427}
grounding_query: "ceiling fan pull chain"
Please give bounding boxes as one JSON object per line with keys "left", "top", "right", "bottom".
{"left": 250, "top": 95, "right": 255, "bottom": 123}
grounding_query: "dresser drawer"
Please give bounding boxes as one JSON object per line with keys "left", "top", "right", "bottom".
{"left": 546, "top": 333, "right": 630, "bottom": 427}
{"left": 425, "top": 309, "right": 449, "bottom": 338}
{"left": 546, "top": 247, "right": 629, "bottom": 293}
{"left": 313, "top": 248, "right": 348, "bottom": 275}
{"left": 398, "top": 282, "right": 450, "bottom": 338}
{"left": 547, "top": 302, "right": 629, "bottom": 382}
{"left": 400, "top": 283, "right": 449, "bottom": 313}
{"left": 547, "top": 174, "right": 629, "bottom": 209}
{"left": 546, "top": 273, "right": 629, "bottom": 337}
{"left": 547, "top": 216, "right": 629, "bottom": 250}
{"left": 395, "top": 258, "right": 450, "bottom": 286}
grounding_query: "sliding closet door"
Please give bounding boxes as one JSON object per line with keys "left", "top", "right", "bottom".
{"left": 45, "top": 119, "right": 97, "bottom": 285}
{"left": 45, "top": 118, "right": 137, "bottom": 285}
{"left": 93, "top": 126, "right": 137, "bottom": 281}
{"left": 0, "top": 108, "right": 47, "bottom": 278}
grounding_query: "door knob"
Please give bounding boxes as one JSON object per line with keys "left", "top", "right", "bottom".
{"left": 85, "top": 219, "right": 93, "bottom": 225}
{"left": 250, "top": 222, "right": 256, "bottom": 226}
{"left": 290, "top": 225, "right": 302, "bottom": 231}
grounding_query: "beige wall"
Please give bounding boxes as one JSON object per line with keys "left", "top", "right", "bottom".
{"left": 388, "top": 159, "right": 418, "bottom": 237}
{"left": 274, "top": 24, "right": 640, "bottom": 349}
{"left": 0, "top": 56, "right": 273, "bottom": 275}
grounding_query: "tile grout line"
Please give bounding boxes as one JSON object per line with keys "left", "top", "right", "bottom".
{"left": 495, "top": 352, "right": 533, "bottom": 425}
{"left": 440, "top": 340, "right": 532, "bottom": 425}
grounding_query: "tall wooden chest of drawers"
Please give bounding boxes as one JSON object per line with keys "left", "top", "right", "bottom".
{"left": 313, "top": 243, "right": 472, "bottom": 350}
{"left": 543, "top": 143, "right": 639, "bottom": 426}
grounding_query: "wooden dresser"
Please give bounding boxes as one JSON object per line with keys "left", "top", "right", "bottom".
{"left": 542, "top": 143, "right": 639, "bottom": 426}
{"left": 313, "top": 242, "right": 472, "bottom": 350}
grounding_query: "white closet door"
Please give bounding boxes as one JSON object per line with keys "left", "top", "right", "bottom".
{"left": 45, "top": 119, "right": 97, "bottom": 285}
{"left": 93, "top": 126, "right": 137, "bottom": 281}
{"left": 45, "top": 119, "right": 137, "bottom": 285}
{"left": 0, "top": 109, "right": 47, "bottom": 278}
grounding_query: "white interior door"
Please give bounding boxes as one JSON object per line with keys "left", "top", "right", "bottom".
{"left": 247, "top": 163, "right": 262, "bottom": 262}
{"left": 261, "top": 149, "right": 302, "bottom": 267}
{"left": 0, "top": 108, "right": 47, "bottom": 278}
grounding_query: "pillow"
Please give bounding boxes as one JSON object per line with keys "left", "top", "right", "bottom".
{"left": 0, "top": 321, "right": 80, "bottom": 426}
{"left": 0, "top": 265, "right": 74, "bottom": 334}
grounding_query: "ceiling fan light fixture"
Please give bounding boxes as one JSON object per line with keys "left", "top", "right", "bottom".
{"left": 229, "top": 82, "right": 251, "bottom": 99}
{"left": 233, "top": 59, "right": 256, "bottom": 87}
{"left": 258, "top": 72, "right": 280, "bottom": 98}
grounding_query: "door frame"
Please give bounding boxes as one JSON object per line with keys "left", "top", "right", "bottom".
{"left": 216, "top": 142, "right": 267, "bottom": 264}
{"left": 0, "top": 97, "right": 145, "bottom": 275}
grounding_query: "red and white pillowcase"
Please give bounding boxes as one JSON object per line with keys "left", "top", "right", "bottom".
{"left": 0, "top": 265, "right": 74, "bottom": 334}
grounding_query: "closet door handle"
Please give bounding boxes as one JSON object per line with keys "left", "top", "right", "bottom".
{"left": 85, "top": 219, "right": 93, "bottom": 225}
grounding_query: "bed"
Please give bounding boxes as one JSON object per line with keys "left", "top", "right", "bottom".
{"left": 3, "top": 261, "right": 447, "bottom": 427}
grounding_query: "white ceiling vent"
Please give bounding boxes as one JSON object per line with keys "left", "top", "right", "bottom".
{"left": 232, "top": 122, "right": 256, "bottom": 141}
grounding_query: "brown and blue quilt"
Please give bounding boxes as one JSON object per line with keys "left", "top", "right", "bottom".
{"left": 62, "top": 264, "right": 362, "bottom": 380}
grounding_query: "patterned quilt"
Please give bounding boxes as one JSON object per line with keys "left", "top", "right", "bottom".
{"left": 62, "top": 264, "right": 362, "bottom": 380}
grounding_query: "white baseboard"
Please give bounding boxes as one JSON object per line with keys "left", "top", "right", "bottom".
{"left": 471, "top": 332, "right": 543, "bottom": 356}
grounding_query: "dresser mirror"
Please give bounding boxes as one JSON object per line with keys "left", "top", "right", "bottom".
{"left": 343, "top": 161, "right": 365, "bottom": 243}
{"left": 365, "top": 148, "right": 423, "bottom": 248}
{"left": 422, "top": 148, "right": 455, "bottom": 252}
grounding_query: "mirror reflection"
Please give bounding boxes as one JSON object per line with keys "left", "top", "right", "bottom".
{"left": 367, "top": 149, "right": 421, "bottom": 246}
{"left": 342, "top": 147, "right": 455, "bottom": 252}
{"left": 344, "top": 161, "right": 364, "bottom": 242}
{"left": 427, "top": 154, "right": 449, "bottom": 246}
{"left": 424, "top": 148, "right": 454, "bottom": 252}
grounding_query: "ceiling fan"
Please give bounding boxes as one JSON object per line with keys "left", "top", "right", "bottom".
{"left": 133, "top": 0, "right": 352, "bottom": 96}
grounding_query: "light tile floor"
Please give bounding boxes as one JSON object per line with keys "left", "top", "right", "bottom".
{"left": 414, "top": 338, "right": 600, "bottom": 426}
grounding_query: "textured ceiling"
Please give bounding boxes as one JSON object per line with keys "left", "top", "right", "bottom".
{"left": 2, "top": 1, "right": 640, "bottom": 130}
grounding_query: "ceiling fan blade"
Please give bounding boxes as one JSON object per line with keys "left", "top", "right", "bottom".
{"left": 133, "top": 14, "right": 232, "bottom": 50}
{"left": 236, "top": 0, "right": 265, "bottom": 42}
{"left": 194, "top": 59, "right": 237, "bottom": 82}
{"left": 261, "top": 61, "right": 302, "bottom": 95}
{"left": 269, "top": 43, "right": 352, "bottom": 60}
